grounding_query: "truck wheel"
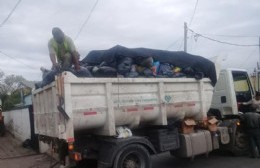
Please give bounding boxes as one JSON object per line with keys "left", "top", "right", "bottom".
{"left": 113, "top": 144, "right": 151, "bottom": 168}
{"left": 232, "top": 129, "right": 249, "bottom": 156}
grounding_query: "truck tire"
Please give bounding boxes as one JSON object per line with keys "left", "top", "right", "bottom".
{"left": 113, "top": 144, "right": 151, "bottom": 168}
{"left": 231, "top": 128, "right": 249, "bottom": 156}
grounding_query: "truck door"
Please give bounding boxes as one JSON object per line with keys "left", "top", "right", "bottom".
{"left": 232, "top": 71, "right": 253, "bottom": 112}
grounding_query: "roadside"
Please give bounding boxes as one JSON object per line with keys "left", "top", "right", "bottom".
{"left": 0, "top": 132, "right": 60, "bottom": 168}
{"left": 152, "top": 152, "right": 260, "bottom": 168}
{"left": 1, "top": 131, "right": 260, "bottom": 168}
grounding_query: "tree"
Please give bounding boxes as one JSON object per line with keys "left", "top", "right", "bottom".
{"left": 0, "top": 69, "right": 29, "bottom": 111}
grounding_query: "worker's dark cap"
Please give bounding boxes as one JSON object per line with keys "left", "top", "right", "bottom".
{"left": 52, "top": 27, "right": 63, "bottom": 36}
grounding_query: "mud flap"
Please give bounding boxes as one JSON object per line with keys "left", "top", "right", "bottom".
{"left": 217, "top": 127, "right": 230, "bottom": 144}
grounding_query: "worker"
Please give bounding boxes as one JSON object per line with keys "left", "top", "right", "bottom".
{"left": 241, "top": 112, "right": 260, "bottom": 158}
{"left": 48, "top": 27, "right": 80, "bottom": 71}
{"left": 242, "top": 92, "right": 260, "bottom": 112}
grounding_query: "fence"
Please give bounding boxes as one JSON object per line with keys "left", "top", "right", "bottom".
{"left": 3, "top": 106, "right": 33, "bottom": 142}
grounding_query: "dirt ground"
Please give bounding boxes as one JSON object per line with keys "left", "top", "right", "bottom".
{"left": 0, "top": 133, "right": 60, "bottom": 168}
{"left": 2, "top": 132, "right": 259, "bottom": 168}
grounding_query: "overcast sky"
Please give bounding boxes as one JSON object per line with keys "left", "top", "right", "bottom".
{"left": 0, "top": 0, "right": 260, "bottom": 81}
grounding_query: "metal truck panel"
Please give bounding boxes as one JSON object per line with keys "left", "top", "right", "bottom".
{"left": 33, "top": 72, "right": 214, "bottom": 140}
{"left": 174, "top": 130, "right": 212, "bottom": 158}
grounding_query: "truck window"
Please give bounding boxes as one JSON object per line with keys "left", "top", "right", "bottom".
{"left": 232, "top": 71, "right": 252, "bottom": 103}
{"left": 234, "top": 79, "right": 249, "bottom": 92}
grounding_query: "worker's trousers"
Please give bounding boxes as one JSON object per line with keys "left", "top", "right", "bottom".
{"left": 247, "top": 129, "right": 260, "bottom": 158}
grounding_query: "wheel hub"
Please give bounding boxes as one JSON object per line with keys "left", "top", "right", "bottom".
{"left": 235, "top": 131, "right": 247, "bottom": 149}
{"left": 124, "top": 159, "right": 138, "bottom": 168}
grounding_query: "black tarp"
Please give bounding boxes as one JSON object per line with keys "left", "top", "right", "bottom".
{"left": 81, "top": 45, "right": 217, "bottom": 86}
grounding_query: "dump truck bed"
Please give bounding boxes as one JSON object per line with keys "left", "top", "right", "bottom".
{"left": 32, "top": 72, "right": 213, "bottom": 141}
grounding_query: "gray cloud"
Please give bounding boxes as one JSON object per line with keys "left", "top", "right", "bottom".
{"left": 0, "top": 0, "right": 260, "bottom": 81}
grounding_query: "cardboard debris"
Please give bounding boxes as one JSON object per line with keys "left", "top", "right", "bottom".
{"left": 184, "top": 119, "right": 196, "bottom": 126}
{"left": 208, "top": 117, "right": 218, "bottom": 132}
{"left": 182, "top": 118, "right": 196, "bottom": 134}
{"left": 208, "top": 117, "right": 218, "bottom": 125}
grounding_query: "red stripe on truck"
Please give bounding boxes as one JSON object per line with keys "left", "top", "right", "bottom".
{"left": 144, "top": 106, "right": 154, "bottom": 110}
{"left": 174, "top": 104, "right": 183, "bottom": 108}
{"left": 127, "top": 108, "right": 138, "bottom": 112}
{"left": 187, "top": 103, "right": 196, "bottom": 106}
{"left": 83, "top": 111, "right": 97, "bottom": 115}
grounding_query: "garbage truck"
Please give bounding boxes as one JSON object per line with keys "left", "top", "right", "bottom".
{"left": 32, "top": 65, "right": 254, "bottom": 167}
{"left": 32, "top": 45, "right": 254, "bottom": 167}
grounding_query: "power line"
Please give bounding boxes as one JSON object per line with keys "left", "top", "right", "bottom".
{"left": 178, "top": 39, "right": 184, "bottom": 50}
{"left": 168, "top": 0, "right": 198, "bottom": 51}
{"left": 74, "top": 0, "right": 99, "bottom": 40}
{"left": 0, "top": 0, "right": 22, "bottom": 27}
{"left": 0, "top": 50, "right": 35, "bottom": 70}
{"left": 238, "top": 48, "right": 257, "bottom": 68}
{"left": 189, "top": 0, "right": 199, "bottom": 26}
{"left": 189, "top": 34, "right": 194, "bottom": 52}
{"left": 188, "top": 28, "right": 259, "bottom": 47}
{"left": 166, "top": 37, "right": 182, "bottom": 50}
{"left": 202, "top": 33, "right": 259, "bottom": 38}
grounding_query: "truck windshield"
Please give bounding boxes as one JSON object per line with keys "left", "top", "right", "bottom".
{"left": 232, "top": 71, "right": 252, "bottom": 103}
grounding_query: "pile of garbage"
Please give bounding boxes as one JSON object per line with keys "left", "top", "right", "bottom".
{"left": 81, "top": 45, "right": 216, "bottom": 85}
{"left": 81, "top": 56, "right": 204, "bottom": 79}
{"left": 35, "top": 45, "right": 217, "bottom": 89}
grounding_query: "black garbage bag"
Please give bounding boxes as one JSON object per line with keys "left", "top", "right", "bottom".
{"left": 33, "top": 68, "right": 55, "bottom": 89}
{"left": 81, "top": 50, "right": 107, "bottom": 66}
{"left": 172, "top": 72, "right": 186, "bottom": 78}
{"left": 35, "top": 82, "right": 42, "bottom": 89}
{"left": 92, "top": 66, "right": 117, "bottom": 77}
{"left": 36, "top": 66, "right": 92, "bottom": 89}
{"left": 183, "top": 67, "right": 205, "bottom": 80}
{"left": 158, "top": 63, "right": 174, "bottom": 77}
{"left": 41, "top": 69, "right": 58, "bottom": 87}
{"left": 194, "top": 72, "right": 204, "bottom": 80}
{"left": 183, "top": 67, "right": 195, "bottom": 77}
{"left": 143, "top": 68, "right": 154, "bottom": 77}
{"left": 117, "top": 57, "right": 133, "bottom": 76}
{"left": 84, "top": 66, "right": 94, "bottom": 72}
{"left": 80, "top": 62, "right": 90, "bottom": 67}
{"left": 136, "top": 56, "right": 154, "bottom": 68}
{"left": 41, "top": 67, "right": 51, "bottom": 79}
{"left": 126, "top": 65, "right": 139, "bottom": 78}
{"left": 126, "top": 72, "right": 139, "bottom": 78}
{"left": 70, "top": 66, "right": 92, "bottom": 77}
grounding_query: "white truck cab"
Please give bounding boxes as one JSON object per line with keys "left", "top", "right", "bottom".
{"left": 209, "top": 68, "right": 255, "bottom": 155}
{"left": 211, "top": 68, "right": 254, "bottom": 118}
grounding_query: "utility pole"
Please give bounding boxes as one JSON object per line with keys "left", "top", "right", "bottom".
{"left": 257, "top": 37, "right": 260, "bottom": 70}
{"left": 259, "top": 37, "right": 260, "bottom": 65}
{"left": 184, "top": 22, "right": 188, "bottom": 52}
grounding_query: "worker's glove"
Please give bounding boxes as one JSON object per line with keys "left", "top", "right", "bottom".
{"left": 52, "top": 63, "right": 61, "bottom": 71}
